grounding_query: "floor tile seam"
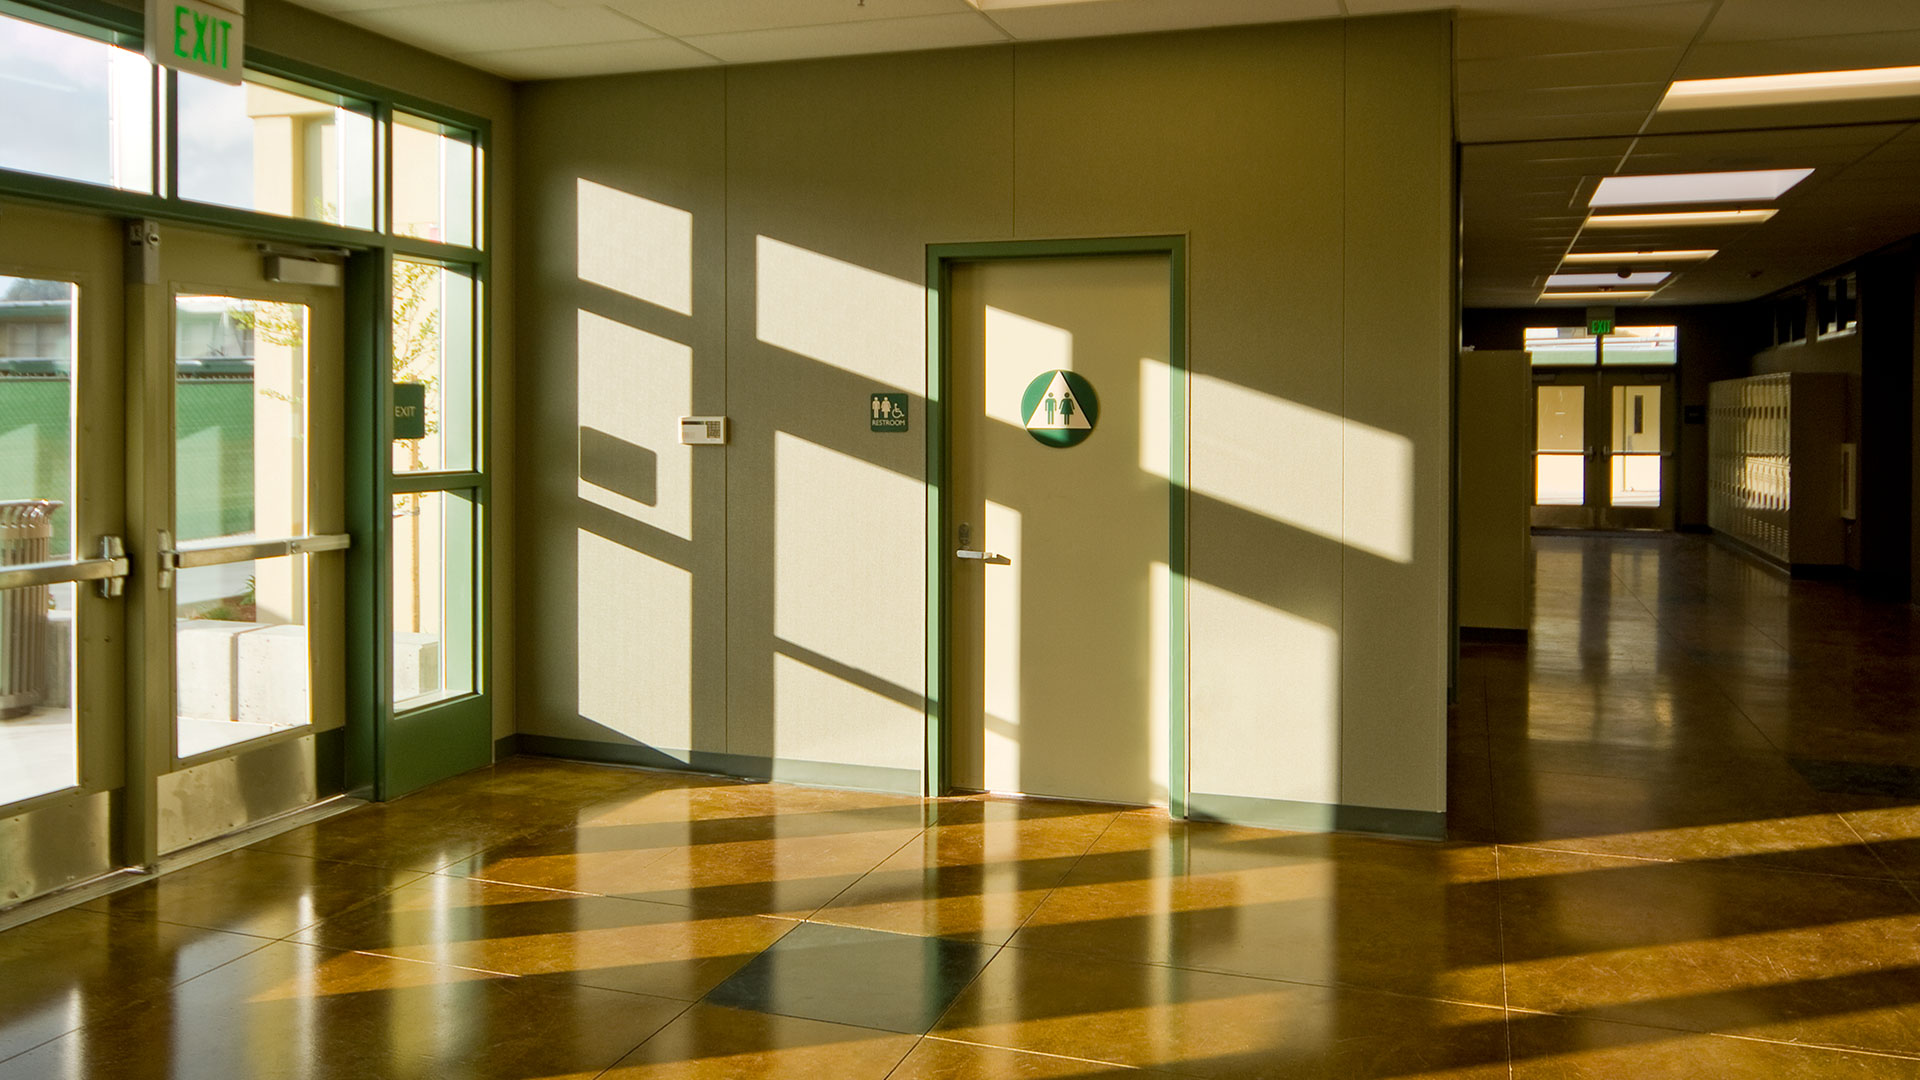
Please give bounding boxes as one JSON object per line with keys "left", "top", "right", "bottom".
{"left": 984, "top": 813, "right": 1127, "bottom": 948}
{"left": 985, "top": 939, "right": 1507, "bottom": 1011}
{"left": 909, "top": 1033, "right": 1174, "bottom": 1075}
{"left": 1492, "top": 845, "right": 1513, "bottom": 1014}
{"left": 1497, "top": 1003, "right": 1920, "bottom": 1061}
{"left": 0, "top": 926, "right": 283, "bottom": 1070}
{"left": 588, "top": 997, "right": 702, "bottom": 1080}
{"left": 796, "top": 824, "right": 943, "bottom": 925}
{"left": 258, "top": 868, "right": 439, "bottom": 942}
{"left": 243, "top": 843, "right": 458, "bottom": 877}
{"left": 421, "top": 868, "right": 616, "bottom": 901}
{"left": 1496, "top": 838, "right": 1912, "bottom": 885}
{"left": 1834, "top": 812, "right": 1920, "bottom": 903}
{"left": 82, "top": 904, "right": 289, "bottom": 944}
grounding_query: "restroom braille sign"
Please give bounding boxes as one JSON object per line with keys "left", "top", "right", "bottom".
{"left": 871, "top": 393, "right": 909, "bottom": 433}
{"left": 1022, "top": 370, "right": 1098, "bottom": 448}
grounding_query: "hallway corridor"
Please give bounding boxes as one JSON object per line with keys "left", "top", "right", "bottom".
{"left": 1, "top": 535, "right": 1918, "bottom": 1077}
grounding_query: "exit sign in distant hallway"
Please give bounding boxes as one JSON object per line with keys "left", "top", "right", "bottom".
{"left": 147, "top": 0, "right": 245, "bottom": 86}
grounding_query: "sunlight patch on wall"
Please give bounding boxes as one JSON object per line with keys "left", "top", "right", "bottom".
{"left": 1189, "top": 577, "right": 1338, "bottom": 804}
{"left": 985, "top": 305, "right": 1072, "bottom": 427}
{"left": 983, "top": 499, "right": 1023, "bottom": 793}
{"left": 577, "top": 310, "right": 692, "bottom": 540}
{"left": 576, "top": 178, "right": 692, "bottom": 316}
{"left": 577, "top": 529, "right": 691, "bottom": 749}
{"left": 774, "top": 431, "right": 925, "bottom": 697}
{"left": 756, "top": 236, "right": 924, "bottom": 392}
{"left": 1149, "top": 361, "right": 1413, "bottom": 564}
{"left": 773, "top": 653, "right": 923, "bottom": 770}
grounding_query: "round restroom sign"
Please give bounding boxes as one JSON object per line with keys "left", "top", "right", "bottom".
{"left": 1021, "top": 369, "right": 1099, "bottom": 448}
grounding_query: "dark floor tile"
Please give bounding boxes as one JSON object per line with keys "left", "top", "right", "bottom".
{"left": 299, "top": 873, "right": 794, "bottom": 1000}
{"left": 1507, "top": 1011, "right": 1920, "bottom": 1078}
{"left": 0, "top": 908, "right": 268, "bottom": 1065}
{"left": 704, "top": 922, "right": 996, "bottom": 1035}
{"left": 79, "top": 849, "right": 424, "bottom": 939}
{"left": 600, "top": 1003, "right": 918, "bottom": 1078}
{"left": 933, "top": 946, "right": 1511, "bottom": 1079}
{"left": 0, "top": 939, "right": 687, "bottom": 1080}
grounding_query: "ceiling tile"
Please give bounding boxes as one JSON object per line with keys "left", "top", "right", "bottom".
{"left": 461, "top": 36, "right": 718, "bottom": 78}
{"left": 1458, "top": 109, "right": 1654, "bottom": 143}
{"left": 344, "top": 0, "right": 655, "bottom": 55}
{"left": 976, "top": 0, "right": 1339, "bottom": 41}
{"left": 1457, "top": 46, "right": 1683, "bottom": 93}
{"left": 1701, "top": 0, "right": 1920, "bottom": 43}
{"left": 1456, "top": 3, "right": 1713, "bottom": 62}
{"left": 682, "top": 12, "right": 1007, "bottom": 64}
{"left": 1674, "top": 31, "right": 1920, "bottom": 80}
{"left": 600, "top": 0, "right": 973, "bottom": 38}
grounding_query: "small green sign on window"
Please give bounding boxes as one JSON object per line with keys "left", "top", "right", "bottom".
{"left": 871, "top": 392, "right": 909, "bottom": 433}
{"left": 393, "top": 382, "right": 427, "bottom": 441}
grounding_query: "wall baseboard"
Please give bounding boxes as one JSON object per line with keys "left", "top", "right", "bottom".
{"left": 510, "top": 734, "right": 923, "bottom": 796}
{"left": 1187, "top": 792, "right": 1447, "bottom": 840}
{"left": 1459, "top": 626, "right": 1527, "bottom": 644}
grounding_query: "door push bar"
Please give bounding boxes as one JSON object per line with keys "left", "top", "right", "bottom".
{"left": 0, "top": 536, "right": 131, "bottom": 598}
{"left": 155, "top": 530, "right": 352, "bottom": 590}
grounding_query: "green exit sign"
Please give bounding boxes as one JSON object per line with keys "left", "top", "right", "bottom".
{"left": 1589, "top": 318, "right": 1614, "bottom": 336}
{"left": 147, "top": 0, "right": 245, "bottom": 86}
{"left": 392, "top": 382, "right": 428, "bottom": 441}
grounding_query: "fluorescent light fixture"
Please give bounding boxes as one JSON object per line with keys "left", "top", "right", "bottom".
{"left": 1592, "top": 169, "right": 1812, "bottom": 207}
{"left": 1585, "top": 209, "right": 1776, "bottom": 228}
{"left": 1538, "top": 290, "right": 1657, "bottom": 302}
{"left": 1543, "top": 269, "right": 1666, "bottom": 286}
{"left": 1661, "top": 65, "right": 1920, "bottom": 111}
{"left": 1562, "top": 250, "right": 1716, "bottom": 264}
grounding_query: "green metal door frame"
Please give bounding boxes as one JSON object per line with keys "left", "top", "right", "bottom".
{"left": 0, "top": 0, "right": 498, "bottom": 803}
{"left": 924, "top": 236, "right": 1191, "bottom": 816}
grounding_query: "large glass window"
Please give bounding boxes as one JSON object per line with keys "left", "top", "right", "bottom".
{"left": 0, "top": 10, "right": 152, "bottom": 193}
{"left": 1524, "top": 327, "right": 1598, "bottom": 366}
{"left": 1602, "top": 325, "right": 1678, "bottom": 366}
{"left": 393, "top": 490, "right": 475, "bottom": 709}
{"left": 175, "top": 73, "right": 374, "bottom": 229}
{"left": 392, "top": 112, "right": 476, "bottom": 247}
{"left": 392, "top": 260, "right": 476, "bottom": 473}
{"left": 0, "top": 275, "right": 79, "bottom": 802}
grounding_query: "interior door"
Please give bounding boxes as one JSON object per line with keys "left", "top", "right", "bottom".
{"left": 0, "top": 202, "right": 129, "bottom": 906}
{"left": 127, "top": 223, "right": 349, "bottom": 858}
{"left": 946, "top": 254, "right": 1171, "bottom": 807}
{"left": 1530, "top": 369, "right": 1675, "bottom": 531}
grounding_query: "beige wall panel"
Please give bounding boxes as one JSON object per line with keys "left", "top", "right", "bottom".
{"left": 1339, "top": 14, "right": 1454, "bottom": 814}
{"left": 1457, "top": 351, "right": 1530, "bottom": 631}
{"left": 511, "top": 17, "right": 1454, "bottom": 818}
{"left": 513, "top": 70, "right": 730, "bottom": 753}
{"left": 723, "top": 49, "right": 1014, "bottom": 768}
{"left": 1013, "top": 25, "right": 1356, "bottom": 806}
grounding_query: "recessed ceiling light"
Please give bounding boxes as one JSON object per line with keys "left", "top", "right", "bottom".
{"left": 1538, "top": 290, "right": 1658, "bottom": 302}
{"left": 1661, "top": 65, "right": 1920, "bottom": 111}
{"left": 1592, "top": 169, "right": 1812, "bottom": 207}
{"left": 1562, "top": 250, "right": 1717, "bottom": 264}
{"left": 1585, "top": 209, "right": 1777, "bottom": 228}
{"left": 1547, "top": 272, "right": 1672, "bottom": 288}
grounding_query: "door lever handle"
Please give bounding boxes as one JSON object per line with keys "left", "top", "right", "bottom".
{"left": 956, "top": 549, "right": 1010, "bottom": 565}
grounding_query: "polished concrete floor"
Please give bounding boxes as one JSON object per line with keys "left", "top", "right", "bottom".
{"left": 4, "top": 533, "right": 1920, "bottom": 1077}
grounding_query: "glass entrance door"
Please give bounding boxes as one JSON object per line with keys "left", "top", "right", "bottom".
{"left": 131, "top": 224, "right": 349, "bottom": 857}
{"left": 1532, "top": 370, "right": 1676, "bottom": 530}
{"left": 0, "top": 202, "right": 129, "bottom": 906}
{"left": 1, "top": 206, "right": 350, "bottom": 910}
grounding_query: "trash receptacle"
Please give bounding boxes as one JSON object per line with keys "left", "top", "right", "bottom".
{"left": 0, "top": 500, "right": 58, "bottom": 719}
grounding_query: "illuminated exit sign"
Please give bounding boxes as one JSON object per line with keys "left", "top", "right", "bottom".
{"left": 147, "top": 0, "right": 245, "bottom": 85}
